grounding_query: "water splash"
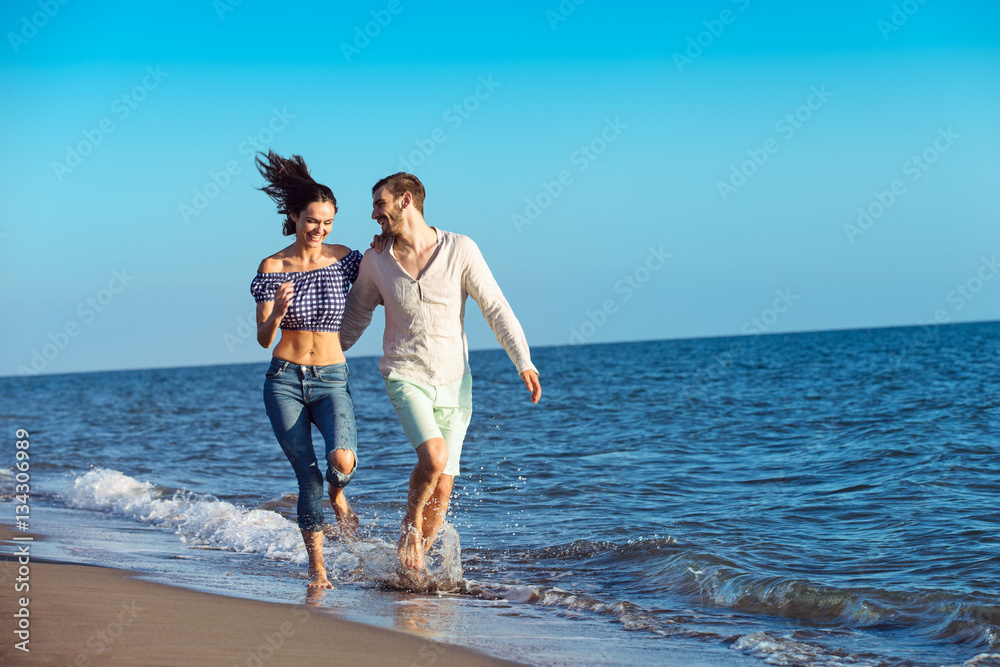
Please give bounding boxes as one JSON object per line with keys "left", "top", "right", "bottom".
{"left": 61, "top": 468, "right": 465, "bottom": 592}
{"left": 332, "top": 522, "right": 465, "bottom": 592}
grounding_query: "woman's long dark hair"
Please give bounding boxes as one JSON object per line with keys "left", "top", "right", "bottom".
{"left": 255, "top": 151, "right": 337, "bottom": 236}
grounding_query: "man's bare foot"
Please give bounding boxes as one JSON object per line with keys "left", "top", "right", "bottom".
{"left": 398, "top": 522, "right": 426, "bottom": 572}
{"left": 422, "top": 530, "right": 440, "bottom": 555}
{"left": 397, "top": 564, "right": 430, "bottom": 592}
{"left": 307, "top": 568, "right": 334, "bottom": 590}
{"left": 329, "top": 488, "right": 359, "bottom": 538}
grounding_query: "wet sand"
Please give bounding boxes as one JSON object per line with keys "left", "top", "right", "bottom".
{"left": 0, "top": 541, "right": 521, "bottom": 666}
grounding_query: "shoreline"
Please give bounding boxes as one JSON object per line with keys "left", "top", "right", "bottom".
{"left": 0, "top": 525, "right": 521, "bottom": 666}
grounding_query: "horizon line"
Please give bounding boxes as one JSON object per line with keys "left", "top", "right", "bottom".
{"left": 2, "top": 318, "right": 996, "bottom": 381}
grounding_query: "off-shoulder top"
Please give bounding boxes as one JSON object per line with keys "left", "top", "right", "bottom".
{"left": 250, "top": 249, "right": 362, "bottom": 333}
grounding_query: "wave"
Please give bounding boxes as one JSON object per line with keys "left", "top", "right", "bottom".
{"left": 671, "top": 556, "right": 1000, "bottom": 650}
{"left": 732, "top": 631, "right": 888, "bottom": 667}
{"left": 0, "top": 467, "right": 17, "bottom": 500}
{"left": 63, "top": 468, "right": 308, "bottom": 561}
{"left": 949, "top": 655, "right": 1000, "bottom": 667}
{"left": 461, "top": 579, "right": 716, "bottom": 640}
{"left": 60, "top": 468, "right": 464, "bottom": 591}
{"left": 57, "top": 469, "right": 1000, "bottom": 665}
{"left": 481, "top": 537, "right": 1000, "bottom": 655}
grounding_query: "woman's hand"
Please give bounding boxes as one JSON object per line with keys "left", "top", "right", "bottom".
{"left": 274, "top": 281, "right": 294, "bottom": 318}
{"left": 370, "top": 233, "right": 389, "bottom": 254}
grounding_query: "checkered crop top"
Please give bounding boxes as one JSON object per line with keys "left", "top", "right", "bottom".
{"left": 250, "top": 250, "right": 362, "bottom": 333}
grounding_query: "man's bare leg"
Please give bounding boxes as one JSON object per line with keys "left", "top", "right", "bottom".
{"left": 421, "top": 474, "right": 454, "bottom": 554}
{"left": 328, "top": 449, "right": 359, "bottom": 537}
{"left": 303, "top": 530, "right": 333, "bottom": 589}
{"left": 398, "top": 438, "right": 448, "bottom": 571}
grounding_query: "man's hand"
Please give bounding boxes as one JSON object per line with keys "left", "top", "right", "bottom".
{"left": 520, "top": 369, "right": 541, "bottom": 404}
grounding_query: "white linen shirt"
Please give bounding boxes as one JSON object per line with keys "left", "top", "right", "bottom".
{"left": 340, "top": 228, "right": 537, "bottom": 386}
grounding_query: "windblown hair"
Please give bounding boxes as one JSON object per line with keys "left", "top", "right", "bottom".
{"left": 372, "top": 172, "right": 426, "bottom": 214}
{"left": 256, "top": 151, "right": 337, "bottom": 236}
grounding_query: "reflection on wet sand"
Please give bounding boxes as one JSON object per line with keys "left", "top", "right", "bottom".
{"left": 393, "top": 593, "right": 461, "bottom": 638}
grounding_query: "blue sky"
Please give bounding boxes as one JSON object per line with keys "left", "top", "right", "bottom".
{"left": 2, "top": 0, "right": 998, "bottom": 376}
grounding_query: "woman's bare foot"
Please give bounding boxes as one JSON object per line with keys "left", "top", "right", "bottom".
{"left": 329, "top": 487, "right": 359, "bottom": 538}
{"left": 302, "top": 529, "right": 332, "bottom": 589}
{"left": 307, "top": 568, "right": 334, "bottom": 590}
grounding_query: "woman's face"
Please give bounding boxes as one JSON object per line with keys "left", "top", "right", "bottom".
{"left": 291, "top": 201, "right": 336, "bottom": 247}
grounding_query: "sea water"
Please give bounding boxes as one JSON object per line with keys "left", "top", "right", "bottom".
{"left": 1, "top": 322, "right": 998, "bottom": 666}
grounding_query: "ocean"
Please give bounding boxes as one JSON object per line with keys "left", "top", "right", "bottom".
{"left": 2, "top": 321, "right": 999, "bottom": 666}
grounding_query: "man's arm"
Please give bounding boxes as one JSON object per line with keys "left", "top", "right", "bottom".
{"left": 340, "top": 251, "right": 381, "bottom": 351}
{"left": 462, "top": 239, "right": 541, "bottom": 403}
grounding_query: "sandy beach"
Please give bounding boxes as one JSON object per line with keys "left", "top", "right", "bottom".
{"left": 0, "top": 526, "right": 521, "bottom": 667}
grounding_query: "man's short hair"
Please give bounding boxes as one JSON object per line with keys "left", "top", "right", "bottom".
{"left": 373, "top": 172, "right": 426, "bottom": 214}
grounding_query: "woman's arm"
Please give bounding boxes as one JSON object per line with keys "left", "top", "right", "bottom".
{"left": 256, "top": 281, "right": 293, "bottom": 348}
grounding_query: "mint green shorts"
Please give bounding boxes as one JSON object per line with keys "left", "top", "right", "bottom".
{"left": 384, "top": 372, "right": 472, "bottom": 477}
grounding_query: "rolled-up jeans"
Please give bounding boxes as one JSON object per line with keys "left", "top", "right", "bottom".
{"left": 262, "top": 359, "right": 357, "bottom": 532}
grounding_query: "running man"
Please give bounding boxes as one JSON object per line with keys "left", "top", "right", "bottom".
{"left": 339, "top": 172, "right": 541, "bottom": 577}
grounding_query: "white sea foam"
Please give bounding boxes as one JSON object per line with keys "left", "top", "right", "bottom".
{"left": 63, "top": 468, "right": 308, "bottom": 563}
{"left": 459, "top": 580, "right": 695, "bottom": 638}
{"left": 951, "top": 654, "right": 1000, "bottom": 667}
{"left": 60, "top": 468, "right": 466, "bottom": 588}
{"left": 731, "top": 631, "right": 884, "bottom": 667}
{"left": 0, "top": 467, "right": 16, "bottom": 498}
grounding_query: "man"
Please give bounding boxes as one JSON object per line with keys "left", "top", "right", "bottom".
{"left": 339, "top": 172, "right": 541, "bottom": 578}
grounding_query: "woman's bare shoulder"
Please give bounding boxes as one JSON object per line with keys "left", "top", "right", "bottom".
{"left": 327, "top": 244, "right": 352, "bottom": 261}
{"left": 258, "top": 244, "right": 298, "bottom": 273}
{"left": 257, "top": 253, "right": 287, "bottom": 273}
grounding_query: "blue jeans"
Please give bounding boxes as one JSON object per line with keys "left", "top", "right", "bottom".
{"left": 262, "top": 359, "right": 358, "bottom": 532}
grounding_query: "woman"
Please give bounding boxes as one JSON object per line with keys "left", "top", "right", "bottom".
{"left": 250, "top": 150, "right": 362, "bottom": 589}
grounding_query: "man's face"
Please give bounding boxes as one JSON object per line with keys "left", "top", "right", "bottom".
{"left": 372, "top": 186, "right": 405, "bottom": 236}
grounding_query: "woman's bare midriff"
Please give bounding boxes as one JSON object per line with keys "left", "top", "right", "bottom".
{"left": 273, "top": 330, "right": 347, "bottom": 366}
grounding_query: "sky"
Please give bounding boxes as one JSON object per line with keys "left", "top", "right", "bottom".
{"left": 2, "top": 0, "right": 998, "bottom": 377}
